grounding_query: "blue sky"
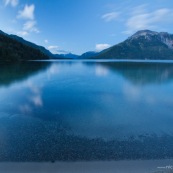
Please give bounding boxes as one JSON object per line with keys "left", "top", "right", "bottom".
{"left": 0, "top": 0, "right": 173, "bottom": 54}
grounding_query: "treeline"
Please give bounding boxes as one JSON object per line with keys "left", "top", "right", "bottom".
{"left": 0, "top": 33, "right": 49, "bottom": 61}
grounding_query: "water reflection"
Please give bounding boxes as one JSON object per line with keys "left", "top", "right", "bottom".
{"left": 100, "top": 62, "right": 173, "bottom": 85}
{"left": 95, "top": 65, "right": 109, "bottom": 77}
{"left": 0, "top": 61, "right": 173, "bottom": 161}
{"left": 0, "top": 62, "right": 50, "bottom": 87}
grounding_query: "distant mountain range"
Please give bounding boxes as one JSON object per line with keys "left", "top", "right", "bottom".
{"left": 80, "top": 51, "right": 99, "bottom": 59}
{"left": 1, "top": 29, "right": 173, "bottom": 61}
{"left": 58, "top": 51, "right": 99, "bottom": 59}
{"left": 95, "top": 30, "right": 173, "bottom": 60}
{"left": 58, "top": 53, "right": 80, "bottom": 59}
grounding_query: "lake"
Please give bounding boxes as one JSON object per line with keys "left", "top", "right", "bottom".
{"left": 0, "top": 60, "right": 173, "bottom": 162}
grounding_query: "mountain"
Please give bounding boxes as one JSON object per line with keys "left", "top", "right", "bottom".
{"left": 58, "top": 53, "right": 79, "bottom": 59}
{"left": 56, "top": 51, "right": 99, "bottom": 59}
{"left": 79, "top": 51, "right": 99, "bottom": 59}
{"left": 95, "top": 30, "right": 173, "bottom": 60}
{"left": 0, "top": 30, "right": 51, "bottom": 61}
{"left": 10, "top": 34, "right": 54, "bottom": 58}
{"left": 0, "top": 30, "right": 65, "bottom": 61}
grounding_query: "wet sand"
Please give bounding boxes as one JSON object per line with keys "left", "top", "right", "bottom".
{"left": 0, "top": 160, "right": 173, "bottom": 173}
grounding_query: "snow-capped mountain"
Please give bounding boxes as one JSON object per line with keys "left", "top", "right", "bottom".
{"left": 129, "top": 30, "right": 173, "bottom": 50}
{"left": 95, "top": 30, "right": 173, "bottom": 60}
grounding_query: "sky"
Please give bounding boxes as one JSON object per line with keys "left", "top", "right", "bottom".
{"left": 0, "top": 0, "right": 173, "bottom": 55}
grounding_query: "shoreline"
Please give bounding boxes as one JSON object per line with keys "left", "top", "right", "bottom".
{"left": 31, "top": 59, "right": 173, "bottom": 63}
{"left": 0, "top": 160, "right": 173, "bottom": 173}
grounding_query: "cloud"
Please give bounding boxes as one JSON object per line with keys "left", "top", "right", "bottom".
{"left": 16, "top": 4, "right": 39, "bottom": 35}
{"left": 17, "top": 31, "right": 28, "bottom": 36}
{"left": 102, "top": 12, "right": 119, "bottom": 22}
{"left": 23, "top": 20, "right": 39, "bottom": 33}
{"left": 48, "top": 46, "right": 59, "bottom": 54}
{"left": 124, "top": 6, "right": 173, "bottom": 34}
{"left": 48, "top": 46, "right": 59, "bottom": 50}
{"left": 4, "top": 0, "right": 18, "bottom": 7}
{"left": 56, "top": 50, "right": 71, "bottom": 54}
{"left": 95, "top": 44, "right": 111, "bottom": 52}
{"left": 44, "top": 39, "right": 48, "bottom": 44}
{"left": 48, "top": 47, "right": 70, "bottom": 54}
{"left": 17, "top": 4, "right": 35, "bottom": 20}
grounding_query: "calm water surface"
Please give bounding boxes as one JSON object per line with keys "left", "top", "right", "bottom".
{"left": 0, "top": 60, "right": 173, "bottom": 161}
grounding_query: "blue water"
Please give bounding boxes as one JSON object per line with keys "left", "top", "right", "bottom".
{"left": 0, "top": 61, "right": 173, "bottom": 161}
